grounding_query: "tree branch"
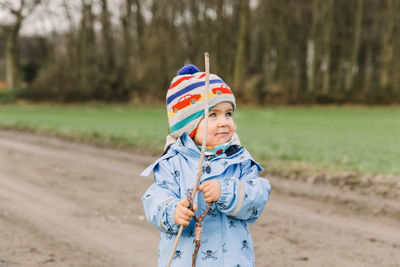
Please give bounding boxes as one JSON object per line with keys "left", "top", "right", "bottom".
{"left": 0, "top": 1, "right": 13, "bottom": 10}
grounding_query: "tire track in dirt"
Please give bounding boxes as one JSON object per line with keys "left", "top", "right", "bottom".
{"left": 0, "top": 130, "right": 399, "bottom": 267}
{"left": 0, "top": 170, "right": 157, "bottom": 266}
{"left": 252, "top": 194, "right": 399, "bottom": 266}
{"left": 0, "top": 131, "right": 159, "bottom": 266}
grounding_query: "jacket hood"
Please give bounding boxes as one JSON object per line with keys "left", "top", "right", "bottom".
{"left": 170, "top": 133, "right": 202, "bottom": 160}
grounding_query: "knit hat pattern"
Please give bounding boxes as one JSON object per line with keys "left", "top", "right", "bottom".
{"left": 166, "top": 65, "right": 236, "bottom": 138}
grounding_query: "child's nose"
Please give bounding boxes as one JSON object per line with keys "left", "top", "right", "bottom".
{"left": 217, "top": 117, "right": 228, "bottom": 127}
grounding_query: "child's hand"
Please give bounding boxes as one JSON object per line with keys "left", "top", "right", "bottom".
{"left": 174, "top": 199, "right": 197, "bottom": 226}
{"left": 199, "top": 180, "right": 221, "bottom": 203}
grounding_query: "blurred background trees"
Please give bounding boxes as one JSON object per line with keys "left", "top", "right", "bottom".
{"left": 0, "top": 0, "right": 41, "bottom": 90}
{"left": 0, "top": 0, "right": 399, "bottom": 104}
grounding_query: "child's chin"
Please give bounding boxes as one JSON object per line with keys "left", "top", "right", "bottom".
{"left": 213, "top": 136, "right": 231, "bottom": 145}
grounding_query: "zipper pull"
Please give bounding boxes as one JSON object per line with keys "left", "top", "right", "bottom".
{"left": 205, "top": 160, "right": 211, "bottom": 174}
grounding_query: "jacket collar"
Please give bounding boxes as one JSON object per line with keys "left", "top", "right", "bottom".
{"left": 142, "top": 134, "right": 251, "bottom": 178}
{"left": 225, "top": 145, "right": 242, "bottom": 157}
{"left": 165, "top": 132, "right": 241, "bottom": 152}
{"left": 168, "top": 133, "right": 242, "bottom": 160}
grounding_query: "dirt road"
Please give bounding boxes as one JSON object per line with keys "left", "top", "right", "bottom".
{"left": 0, "top": 130, "right": 399, "bottom": 267}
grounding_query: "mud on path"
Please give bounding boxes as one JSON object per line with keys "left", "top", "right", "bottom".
{"left": 0, "top": 130, "right": 399, "bottom": 267}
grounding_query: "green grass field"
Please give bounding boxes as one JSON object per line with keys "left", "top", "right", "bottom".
{"left": 1, "top": 104, "right": 399, "bottom": 176}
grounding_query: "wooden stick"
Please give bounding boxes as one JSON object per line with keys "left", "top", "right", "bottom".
{"left": 166, "top": 53, "right": 210, "bottom": 267}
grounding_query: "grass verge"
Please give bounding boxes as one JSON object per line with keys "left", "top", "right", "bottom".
{"left": 1, "top": 104, "right": 399, "bottom": 197}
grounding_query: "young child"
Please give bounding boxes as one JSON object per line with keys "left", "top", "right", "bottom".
{"left": 141, "top": 64, "right": 271, "bottom": 266}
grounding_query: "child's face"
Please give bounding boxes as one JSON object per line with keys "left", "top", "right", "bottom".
{"left": 194, "top": 102, "right": 235, "bottom": 146}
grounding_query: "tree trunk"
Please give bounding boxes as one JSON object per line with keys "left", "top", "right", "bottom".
{"left": 100, "top": 0, "right": 115, "bottom": 70}
{"left": 121, "top": 0, "right": 133, "bottom": 89}
{"left": 345, "top": 0, "right": 364, "bottom": 92}
{"left": 5, "top": 17, "right": 22, "bottom": 89}
{"left": 78, "top": 2, "right": 96, "bottom": 96}
{"left": 394, "top": 1, "right": 400, "bottom": 97}
{"left": 321, "top": 0, "right": 333, "bottom": 95}
{"left": 135, "top": 0, "right": 144, "bottom": 54}
{"left": 2, "top": 0, "right": 43, "bottom": 89}
{"left": 307, "top": 0, "right": 319, "bottom": 93}
{"left": 232, "top": 0, "right": 249, "bottom": 97}
{"left": 363, "top": 45, "right": 373, "bottom": 95}
{"left": 62, "top": 0, "right": 76, "bottom": 34}
{"left": 379, "top": 0, "right": 394, "bottom": 89}
{"left": 214, "top": 0, "right": 225, "bottom": 75}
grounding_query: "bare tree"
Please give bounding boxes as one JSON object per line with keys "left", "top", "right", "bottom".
{"left": 380, "top": 0, "right": 395, "bottom": 89}
{"left": 77, "top": 0, "right": 96, "bottom": 96}
{"left": 232, "top": 0, "right": 249, "bottom": 98}
{"left": 307, "top": 0, "right": 320, "bottom": 93}
{"left": 100, "top": 0, "right": 115, "bottom": 71}
{"left": 321, "top": 0, "right": 333, "bottom": 95}
{"left": 120, "top": 0, "right": 134, "bottom": 89}
{"left": 1, "top": 0, "right": 41, "bottom": 89}
{"left": 345, "top": 0, "right": 364, "bottom": 92}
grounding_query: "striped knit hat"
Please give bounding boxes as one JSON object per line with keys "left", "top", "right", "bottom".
{"left": 167, "top": 64, "right": 236, "bottom": 138}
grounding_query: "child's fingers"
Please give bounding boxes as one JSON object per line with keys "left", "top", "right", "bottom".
{"left": 179, "top": 198, "right": 190, "bottom": 208}
{"left": 176, "top": 208, "right": 195, "bottom": 226}
{"left": 178, "top": 214, "right": 190, "bottom": 222}
{"left": 204, "top": 194, "right": 214, "bottom": 202}
{"left": 184, "top": 207, "right": 195, "bottom": 217}
{"left": 203, "top": 191, "right": 211, "bottom": 198}
{"left": 176, "top": 209, "right": 190, "bottom": 223}
{"left": 176, "top": 217, "right": 190, "bottom": 226}
{"left": 174, "top": 211, "right": 187, "bottom": 226}
{"left": 179, "top": 200, "right": 195, "bottom": 215}
{"left": 204, "top": 189, "right": 218, "bottom": 203}
{"left": 198, "top": 184, "right": 204, "bottom": 192}
{"left": 203, "top": 194, "right": 210, "bottom": 202}
{"left": 199, "top": 184, "right": 210, "bottom": 194}
{"left": 198, "top": 181, "right": 210, "bottom": 191}
{"left": 175, "top": 199, "right": 198, "bottom": 226}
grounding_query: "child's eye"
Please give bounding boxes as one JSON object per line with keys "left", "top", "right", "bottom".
{"left": 226, "top": 112, "right": 232, "bottom": 117}
{"left": 209, "top": 113, "right": 216, "bottom": 118}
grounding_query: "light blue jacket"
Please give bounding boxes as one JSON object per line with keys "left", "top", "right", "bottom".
{"left": 141, "top": 133, "right": 271, "bottom": 267}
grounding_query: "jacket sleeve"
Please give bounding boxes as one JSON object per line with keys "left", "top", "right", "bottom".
{"left": 142, "top": 159, "right": 181, "bottom": 234}
{"left": 216, "top": 159, "right": 271, "bottom": 222}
